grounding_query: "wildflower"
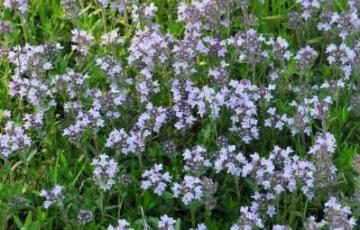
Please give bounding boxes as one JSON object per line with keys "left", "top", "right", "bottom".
{"left": 119, "top": 174, "right": 132, "bottom": 187}
{"left": 232, "top": 28, "right": 268, "bottom": 65}
{"left": 272, "top": 225, "right": 292, "bottom": 230}
{"left": 231, "top": 206, "right": 264, "bottom": 230}
{"left": 269, "top": 36, "right": 292, "bottom": 61}
{"left": 0, "top": 121, "right": 31, "bottom": 157}
{"left": 172, "top": 176, "right": 216, "bottom": 206}
{"left": 225, "top": 80, "right": 260, "bottom": 144}
{"left": 23, "top": 110, "right": 44, "bottom": 129}
{"left": 264, "top": 107, "right": 288, "bottom": 131}
{"left": 337, "top": 11, "right": 360, "bottom": 40}
{"left": 71, "top": 29, "right": 94, "bottom": 55}
{"left": 61, "top": 0, "right": 77, "bottom": 16}
{"left": 106, "top": 129, "right": 145, "bottom": 155}
{"left": 76, "top": 108, "right": 105, "bottom": 130}
{"left": 317, "top": 10, "right": 338, "bottom": 32}
{"left": 3, "top": 0, "right": 28, "bottom": 13}
{"left": 306, "top": 96, "right": 332, "bottom": 122}
{"left": 92, "top": 154, "right": 119, "bottom": 191}
{"left": 39, "top": 185, "right": 64, "bottom": 209}
{"left": 325, "top": 43, "right": 355, "bottom": 66}
{"left": 134, "top": 103, "right": 170, "bottom": 135}
{"left": 108, "top": 219, "right": 133, "bottom": 230}
{"left": 323, "top": 197, "right": 357, "bottom": 229}
{"left": 295, "top": 46, "right": 318, "bottom": 71}
{"left": 0, "top": 21, "right": 11, "bottom": 35}
{"left": 190, "top": 223, "right": 208, "bottom": 230}
{"left": 288, "top": 12, "right": 303, "bottom": 30}
{"left": 183, "top": 145, "right": 211, "bottom": 174}
{"left": 63, "top": 124, "right": 82, "bottom": 142}
{"left": 141, "top": 164, "right": 172, "bottom": 195}
{"left": 214, "top": 145, "right": 247, "bottom": 177}
{"left": 158, "top": 215, "right": 176, "bottom": 230}
{"left": 77, "top": 209, "right": 93, "bottom": 224}
{"left": 100, "top": 30, "right": 124, "bottom": 46}
{"left": 287, "top": 102, "right": 312, "bottom": 136}
{"left": 308, "top": 132, "right": 337, "bottom": 188}
{"left": 95, "top": 56, "right": 123, "bottom": 81}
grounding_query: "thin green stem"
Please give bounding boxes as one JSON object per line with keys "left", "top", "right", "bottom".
{"left": 100, "top": 190, "right": 105, "bottom": 219}
{"left": 101, "top": 7, "right": 108, "bottom": 32}
{"left": 190, "top": 206, "right": 197, "bottom": 228}
{"left": 234, "top": 177, "right": 240, "bottom": 199}
{"left": 21, "top": 16, "right": 28, "bottom": 42}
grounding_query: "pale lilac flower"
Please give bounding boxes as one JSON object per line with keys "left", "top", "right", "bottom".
{"left": 295, "top": 46, "right": 318, "bottom": 71}
{"left": 308, "top": 132, "right": 337, "bottom": 188}
{"left": 337, "top": 11, "right": 360, "bottom": 40}
{"left": 0, "top": 21, "right": 11, "bottom": 35}
{"left": 287, "top": 102, "right": 312, "bottom": 136}
{"left": 158, "top": 215, "right": 176, "bottom": 230}
{"left": 141, "top": 164, "right": 171, "bottom": 195}
{"left": 23, "top": 110, "right": 44, "bottom": 129}
{"left": 0, "top": 121, "right": 31, "bottom": 157}
{"left": 231, "top": 206, "right": 264, "bottom": 230}
{"left": 108, "top": 219, "right": 133, "bottom": 230}
{"left": 225, "top": 80, "right": 260, "bottom": 144}
{"left": 232, "top": 28, "right": 268, "bottom": 65}
{"left": 264, "top": 107, "right": 288, "bottom": 130}
{"left": 288, "top": 11, "right": 303, "bottom": 30}
{"left": 71, "top": 29, "right": 94, "bottom": 55}
{"left": 317, "top": 10, "right": 339, "bottom": 32}
{"left": 321, "top": 197, "right": 357, "bottom": 229}
{"left": 3, "top": 0, "right": 28, "bottom": 13}
{"left": 269, "top": 36, "right": 292, "bottom": 60}
{"left": 63, "top": 124, "right": 82, "bottom": 142}
{"left": 214, "top": 145, "right": 247, "bottom": 177}
{"left": 172, "top": 175, "right": 217, "bottom": 207}
{"left": 326, "top": 43, "right": 355, "bottom": 66}
{"left": 100, "top": 30, "right": 124, "bottom": 46}
{"left": 39, "top": 185, "right": 64, "bottom": 209}
{"left": 92, "top": 154, "right": 119, "bottom": 191}
{"left": 106, "top": 129, "right": 145, "bottom": 155}
{"left": 183, "top": 145, "right": 211, "bottom": 173}
{"left": 190, "top": 223, "right": 208, "bottom": 230}
{"left": 272, "top": 225, "right": 292, "bottom": 230}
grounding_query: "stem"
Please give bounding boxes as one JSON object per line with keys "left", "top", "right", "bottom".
{"left": 302, "top": 199, "right": 308, "bottom": 223}
{"left": 234, "top": 177, "right": 240, "bottom": 199}
{"left": 137, "top": 151, "right": 143, "bottom": 168}
{"left": 4, "top": 158, "right": 13, "bottom": 183}
{"left": 59, "top": 203, "right": 70, "bottom": 229}
{"left": 190, "top": 206, "right": 197, "bottom": 228}
{"left": 101, "top": 7, "right": 108, "bottom": 32}
{"left": 21, "top": 16, "right": 28, "bottom": 42}
{"left": 226, "top": 0, "right": 231, "bottom": 36}
{"left": 140, "top": 207, "right": 150, "bottom": 230}
{"left": 252, "top": 63, "right": 256, "bottom": 82}
{"left": 124, "top": 5, "right": 130, "bottom": 36}
{"left": 100, "top": 190, "right": 105, "bottom": 219}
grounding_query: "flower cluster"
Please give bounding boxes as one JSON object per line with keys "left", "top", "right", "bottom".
{"left": 305, "top": 197, "right": 356, "bottom": 229}
{"left": 158, "top": 215, "right": 176, "bottom": 230}
{"left": 141, "top": 164, "right": 172, "bottom": 195}
{"left": 308, "top": 132, "right": 337, "bottom": 188}
{"left": 183, "top": 145, "right": 211, "bottom": 174}
{"left": 108, "top": 219, "right": 133, "bottom": 230}
{"left": 172, "top": 175, "right": 216, "bottom": 206}
{"left": 91, "top": 154, "right": 119, "bottom": 191}
{"left": 0, "top": 121, "right": 31, "bottom": 157}
{"left": 39, "top": 185, "right": 64, "bottom": 209}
